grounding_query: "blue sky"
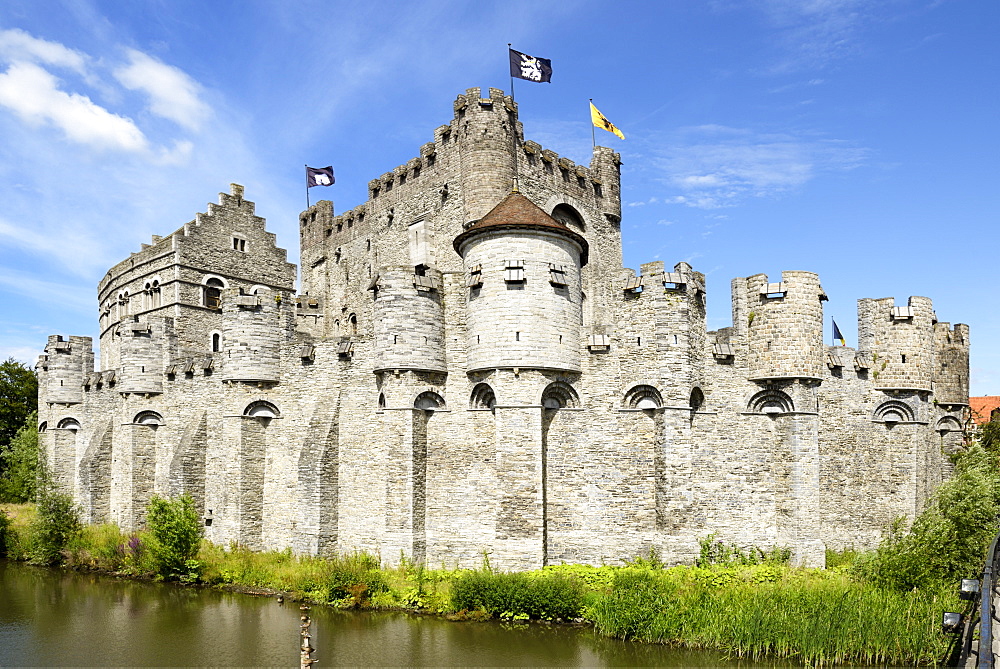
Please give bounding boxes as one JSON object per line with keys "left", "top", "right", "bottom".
{"left": 0, "top": 1, "right": 997, "bottom": 394}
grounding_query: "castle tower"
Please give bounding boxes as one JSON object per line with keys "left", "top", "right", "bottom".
{"left": 220, "top": 286, "right": 294, "bottom": 383}
{"left": 40, "top": 335, "right": 93, "bottom": 405}
{"left": 455, "top": 192, "right": 588, "bottom": 373}
{"left": 734, "top": 271, "right": 825, "bottom": 380}
{"left": 933, "top": 322, "right": 970, "bottom": 404}
{"left": 117, "top": 316, "right": 167, "bottom": 395}
{"left": 858, "top": 296, "right": 934, "bottom": 391}
{"left": 455, "top": 87, "right": 519, "bottom": 222}
{"left": 372, "top": 266, "right": 447, "bottom": 373}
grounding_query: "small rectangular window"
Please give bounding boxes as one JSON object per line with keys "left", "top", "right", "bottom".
{"left": 549, "top": 264, "right": 568, "bottom": 286}
{"left": 467, "top": 264, "right": 483, "bottom": 288}
{"left": 504, "top": 259, "right": 525, "bottom": 283}
{"left": 232, "top": 236, "right": 247, "bottom": 252}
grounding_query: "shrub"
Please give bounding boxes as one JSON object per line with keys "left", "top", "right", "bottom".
{"left": 451, "top": 569, "right": 583, "bottom": 620}
{"left": 31, "top": 490, "right": 82, "bottom": 565}
{"left": 697, "top": 532, "right": 791, "bottom": 567}
{"left": 0, "top": 508, "right": 10, "bottom": 557}
{"left": 0, "top": 411, "right": 39, "bottom": 503}
{"left": 324, "top": 552, "right": 388, "bottom": 606}
{"left": 853, "top": 444, "right": 1000, "bottom": 590}
{"left": 146, "top": 494, "right": 203, "bottom": 580}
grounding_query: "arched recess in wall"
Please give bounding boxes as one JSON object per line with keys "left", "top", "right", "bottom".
{"left": 38, "top": 421, "right": 47, "bottom": 432}
{"left": 541, "top": 382, "right": 580, "bottom": 409}
{"left": 249, "top": 284, "right": 268, "bottom": 295}
{"left": 202, "top": 274, "right": 228, "bottom": 310}
{"left": 470, "top": 383, "right": 496, "bottom": 410}
{"left": 210, "top": 330, "right": 223, "bottom": 353}
{"left": 690, "top": 387, "right": 705, "bottom": 412}
{"left": 624, "top": 384, "right": 662, "bottom": 410}
{"left": 244, "top": 400, "right": 280, "bottom": 423}
{"left": 874, "top": 400, "right": 914, "bottom": 425}
{"left": 935, "top": 416, "right": 962, "bottom": 433}
{"left": 348, "top": 313, "right": 358, "bottom": 335}
{"left": 133, "top": 410, "right": 164, "bottom": 426}
{"left": 550, "top": 203, "right": 586, "bottom": 233}
{"left": 414, "top": 391, "right": 445, "bottom": 412}
{"left": 378, "top": 393, "right": 386, "bottom": 410}
{"left": 748, "top": 389, "right": 793, "bottom": 415}
{"left": 57, "top": 417, "right": 81, "bottom": 431}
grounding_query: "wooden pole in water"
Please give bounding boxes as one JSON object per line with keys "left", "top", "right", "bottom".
{"left": 300, "top": 605, "right": 316, "bottom": 668}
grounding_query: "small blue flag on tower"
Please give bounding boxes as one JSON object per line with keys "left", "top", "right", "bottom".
{"left": 833, "top": 319, "right": 846, "bottom": 346}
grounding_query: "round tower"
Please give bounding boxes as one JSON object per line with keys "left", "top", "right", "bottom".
{"left": 117, "top": 317, "right": 164, "bottom": 394}
{"left": 220, "top": 287, "right": 293, "bottom": 383}
{"left": 741, "top": 271, "right": 825, "bottom": 380}
{"left": 933, "top": 322, "right": 970, "bottom": 404}
{"left": 455, "top": 87, "right": 518, "bottom": 222}
{"left": 372, "top": 266, "right": 447, "bottom": 373}
{"left": 858, "top": 296, "right": 934, "bottom": 391}
{"left": 41, "top": 335, "right": 92, "bottom": 405}
{"left": 455, "top": 192, "right": 587, "bottom": 374}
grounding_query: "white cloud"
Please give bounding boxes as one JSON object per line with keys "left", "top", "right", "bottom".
{"left": 0, "top": 28, "right": 88, "bottom": 74}
{"left": 0, "top": 61, "right": 149, "bottom": 152}
{"left": 114, "top": 49, "right": 210, "bottom": 130}
{"left": 656, "top": 126, "right": 868, "bottom": 208}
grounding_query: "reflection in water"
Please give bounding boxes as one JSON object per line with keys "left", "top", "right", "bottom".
{"left": 1, "top": 561, "right": 772, "bottom": 667}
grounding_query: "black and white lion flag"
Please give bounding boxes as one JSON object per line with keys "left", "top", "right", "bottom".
{"left": 306, "top": 165, "right": 335, "bottom": 188}
{"left": 509, "top": 48, "right": 552, "bottom": 83}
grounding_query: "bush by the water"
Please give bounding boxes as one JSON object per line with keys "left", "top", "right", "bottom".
{"left": 0, "top": 507, "right": 11, "bottom": 557}
{"left": 451, "top": 568, "right": 584, "bottom": 620}
{"left": 853, "top": 444, "right": 1000, "bottom": 590}
{"left": 146, "top": 494, "right": 203, "bottom": 580}
{"left": 31, "top": 490, "right": 81, "bottom": 565}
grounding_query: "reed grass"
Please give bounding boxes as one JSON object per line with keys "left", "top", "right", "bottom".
{"left": 587, "top": 565, "right": 958, "bottom": 665}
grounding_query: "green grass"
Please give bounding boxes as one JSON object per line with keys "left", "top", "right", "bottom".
{"left": 0, "top": 503, "right": 964, "bottom": 665}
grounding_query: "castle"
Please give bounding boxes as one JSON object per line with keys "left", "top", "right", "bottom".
{"left": 36, "top": 87, "right": 969, "bottom": 569}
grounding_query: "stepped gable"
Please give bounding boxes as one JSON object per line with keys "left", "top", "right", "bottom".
{"left": 453, "top": 191, "right": 589, "bottom": 264}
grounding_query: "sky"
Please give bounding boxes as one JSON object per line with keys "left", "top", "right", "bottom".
{"left": 0, "top": 0, "right": 997, "bottom": 394}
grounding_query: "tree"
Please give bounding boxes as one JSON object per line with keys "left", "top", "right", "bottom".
{"left": 0, "top": 357, "right": 38, "bottom": 449}
{"left": 0, "top": 411, "right": 39, "bottom": 503}
{"left": 147, "top": 495, "right": 204, "bottom": 579}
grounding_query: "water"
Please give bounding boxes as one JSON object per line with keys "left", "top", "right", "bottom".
{"left": 1, "top": 560, "right": 750, "bottom": 667}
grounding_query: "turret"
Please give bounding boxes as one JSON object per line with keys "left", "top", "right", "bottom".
{"left": 40, "top": 335, "right": 93, "bottom": 405}
{"left": 455, "top": 192, "right": 586, "bottom": 373}
{"left": 858, "top": 296, "right": 934, "bottom": 391}
{"left": 220, "top": 286, "right": 294, "bottom": 383}
{"left": 455, "top": 87, "right": 519, "bottom": 222}
{"left": 117, "top": 316, "right": 169, "bottom": 395}
{"left": 733, "top": 271, "right": 826, "bottom": 380}
{"left": 371, "top": 266, "right": 447, "bottom": 373}
{"left": 933, "top": 322, "right": 970, "bottom": 404}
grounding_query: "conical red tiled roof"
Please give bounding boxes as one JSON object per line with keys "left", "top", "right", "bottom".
{"left": 453, "top": 192, "right": 588, "bottom": 264}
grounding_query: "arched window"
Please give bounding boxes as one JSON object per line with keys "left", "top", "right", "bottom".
{"left": 38, "top": 421, "right": 47, "bottom": 433}
{"left": 749, "top": 389, "right": 793, "bottom": 415}
{"left": 149, "top": 279, "right": 161, "bottom": 308}
{"left": 134, "top": 411, "right": 164, "bottom": 426}
{"left": 541, "top": 382, "right": 580, "bottom": 409}
{"left": 204, "top": 278, "right": 224, "bottom": 310}
{"left": 689, "top": 387, "right": 705, "bottom": 412}
{"left": 56, "top": 417, "right": 81, "bottom": 431}
{"left": 211, "top": 332, "right": 222, "bottom": 353}
{"left": 874, "top": 400, "right": 914, "bottom": 425}
{"left": 349, "top": 314, "right": 358, "bottom": 335}
{"left": 414, "top": 391, "right": 445, "bottom": 412}
{"left": 378, "top": 393, "right": 386, "bottom": 410}
{"left": 551, "top": 203, "right": 586, "bottom": 233}
{"left": 624, "top": 384, "right": 662, "bottom": 410}
{"left": 122, "top": 291, "right": 131, "bottom": 315}
{"left": 244, "top": 400, "right": 279, "bottom": 421}
{"left": 470, "top": 383, "right": 496, "bottom": 409}
{"left": 936, "top": 416, "right": 962, "bottom": 434}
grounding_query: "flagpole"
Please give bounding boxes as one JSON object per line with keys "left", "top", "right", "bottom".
{"left": 305, "top": 164, "right": 311, "bottom": 209}
{"left": 507, "top": 43, "right": 520, "bottom": 192}
{"left": 589, "top": 99, "right": 596, "bottom": 149}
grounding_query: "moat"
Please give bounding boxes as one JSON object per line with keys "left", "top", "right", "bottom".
{"left": 0, "top": 560, "right": 764, "bottom": 667}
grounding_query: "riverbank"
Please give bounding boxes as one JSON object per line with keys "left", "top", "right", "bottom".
{"left": 0, "top": 502, "right": 960, "bottom": 665}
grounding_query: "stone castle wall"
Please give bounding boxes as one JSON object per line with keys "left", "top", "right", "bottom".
{"left": 37, "top": 89, "right": 970, "bottom": 570}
